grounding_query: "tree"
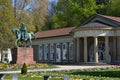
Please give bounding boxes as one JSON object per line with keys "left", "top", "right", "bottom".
{"left": 47, "top": 0, "right": 57, "bottom": 18}
{"left": 0, "top": 0, "right": 15, "bottom": 49}
{"left": 95, "top": 0, "right": 120, "bottom": 17}
{"left": 12, "top": 0, "right": 49, "bottom": 32}
{"left": 95, "top": 0, "right": 110, "bottom": 15}
{"left": 31, "top": 0, "right": 49, "bottom": 32}
{"left": 0, "top": 0, "right": 15, "bottom": 62}
{"left": 44, "top": 0, "right": 97, "bottom": 30}
{"left": 21, "top": 63, "right": 27, "bottom": 75}
{"left": 12, "top": 0, "right": 35, "bottom": 32}
{"left": 42, "top": 0, "right": 58, "bottom": 30}
{"left": 106, "top": 0, "right": 120, "bottom": 17}
{"left": 96, "top": 0, "right": 109, "bottom": 5}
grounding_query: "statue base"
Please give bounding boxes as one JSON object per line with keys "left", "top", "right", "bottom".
{"left": 11, "top": 47, "right": 36, "bottom": 64}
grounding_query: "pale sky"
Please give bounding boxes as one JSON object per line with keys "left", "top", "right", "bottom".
{"left": 49, "top": 0, "right": 58, "bottom": 2}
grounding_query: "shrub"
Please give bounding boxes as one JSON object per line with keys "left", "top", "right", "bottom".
{"left": 21, "top": 63, "right": 27, "bottom": 75}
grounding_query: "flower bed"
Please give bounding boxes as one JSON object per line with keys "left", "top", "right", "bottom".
{"left": 0, "top": 63, "right": 55, "bottom": 71}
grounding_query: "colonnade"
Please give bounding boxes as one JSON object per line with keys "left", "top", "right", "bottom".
{"left": 75, "top": 36, "right": 109, "bottom": 63}
{"left": 37, "top": 42, "right": 74, "bottom": 63}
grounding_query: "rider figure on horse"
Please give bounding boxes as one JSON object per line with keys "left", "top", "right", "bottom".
{"left": 12, "top": 23, "right": 35, "bottom": 47}
{"left": 20, "top": 23, "right": 27, "bottom": 41}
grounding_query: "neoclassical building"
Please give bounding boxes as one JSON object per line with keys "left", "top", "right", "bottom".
{"left": 32, "top": 14, "right": 120, "bottom": 64}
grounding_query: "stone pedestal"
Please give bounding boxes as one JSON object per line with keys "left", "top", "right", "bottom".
{"left": 12, "top": 47, "right": 36, "bottom": 64}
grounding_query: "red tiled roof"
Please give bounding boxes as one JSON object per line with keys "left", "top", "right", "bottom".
{"left": 103, "top": 15, "right": 120, "bottom": 23}
{"left": 35, "top": 27, "right": 76, "bottom": 39}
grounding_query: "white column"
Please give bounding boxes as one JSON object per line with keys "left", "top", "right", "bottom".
{"left": 105, "top": 36, "right": 109, "bottom": 63}
{"left": 84, "top": 37, "right": 87, "bottom": 62}
{"left": 76, "top": 38, "right": 80, "bottom": 62}
{"left": 94, "top": 37, "right": 98, "bottom": 63}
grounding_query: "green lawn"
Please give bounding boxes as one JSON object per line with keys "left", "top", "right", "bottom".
{"left": 4, "top": 68, "right": 120, "bottom": 80}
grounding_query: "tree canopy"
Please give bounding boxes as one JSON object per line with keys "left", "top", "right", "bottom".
{"left": 44, "top": 0, "right": 97, "bottom": 30}
{"left": 12, "top": 0, "right": 49, "bottom": 32}
{"left": 0, "top": 0, "right": 15, "bottom": 49}
{"left": 106, "top": 0, "right": 120, "bottom": 17}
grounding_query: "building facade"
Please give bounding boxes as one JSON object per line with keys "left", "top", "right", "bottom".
{"left": 33, "top": 27, "right": 75, "bottom": 63}
{"left": 32, "top": 14, "right": 120, "bottom": 64}
{"left": 0, "top": 48, "right": 12, "bottom": 63}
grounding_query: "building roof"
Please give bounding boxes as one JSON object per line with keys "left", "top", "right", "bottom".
{"left": 103, "top": 15, "right": 120, "bottom": 23}
{"left": 81, "top": 22, "right": 112, "bottom": 28}
{"left": 82, "top": 14, "right": 120, "bottom": 26}
{"left": 35, "top": 27, "right": 76, "bottom": 39}
{"left": 73, "top": 14, "right": 120, "bottom": 32}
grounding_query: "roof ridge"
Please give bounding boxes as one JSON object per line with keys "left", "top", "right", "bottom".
{"left": 35, "top": 27, "right": 76, "bottom": 39}
{"left": 103, "top": 15, "right": 120, "bottom": 18}
{"left": 96, "top": 14, "right": 120, "bottom": 18}
{"left": 39, "top": 26, "right": 76, "bottom": 33}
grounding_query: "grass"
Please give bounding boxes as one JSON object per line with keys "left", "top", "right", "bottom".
{"left": 5, "top": 73, "right": 63, "bottom": 80}
{"left": 69, "top": 69, "right": 120, "bottom": 78}
{"left": 4, "top": 68, "right": 120, "bottom": 80}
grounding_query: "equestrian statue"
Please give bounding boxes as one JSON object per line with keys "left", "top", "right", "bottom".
{"left": 12, "top": 23, "right": 35, "bottom": 48}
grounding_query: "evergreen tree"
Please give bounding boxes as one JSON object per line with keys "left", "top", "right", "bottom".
{"left": 21, "top": 63, "right": 27, "bottom": 75}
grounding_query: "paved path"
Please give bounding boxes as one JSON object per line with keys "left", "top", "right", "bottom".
{"left": 0, "top": 65, "right": 119, "bottom": 74}
{"left": 29, "top": 65, "right": 119, "bottom": 72}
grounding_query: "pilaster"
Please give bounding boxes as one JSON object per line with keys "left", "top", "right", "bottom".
{"left": 76, "top": 38, "right": 80, "bottom": 62}
{"left": 84, "top": 37, "right": 87, "bottom": 62}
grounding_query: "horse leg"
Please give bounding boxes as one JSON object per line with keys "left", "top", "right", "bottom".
{"left": 15, "top": 39, "right": 19, "bottom": 47}
{"left": 23, "top": 41, "right": 27, "bottom": 47}
{"left": 29, "top": 39, "right": 32, "bottom": 48}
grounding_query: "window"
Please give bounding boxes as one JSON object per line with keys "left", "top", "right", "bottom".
{"left": 50, "top": 44, "right": 54, "bottom": 60}
{"left": 38, "top": 45, "right": 42, "bottom": 60}
{"left": 62, "top": 43, "right": 67, "bottom": 60}
{"left": 56, "top": 43, "right": 61, "bottom": 62}
{"left": 69, "top": 42, "right": 73, "bottom": 60}
{"left": 44, "top": 44, "right": 48, "bottom": 60}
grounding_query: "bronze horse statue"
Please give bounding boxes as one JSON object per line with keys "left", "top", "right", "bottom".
{"left": 12, "top": 25, "right": 35, "bottom": 48}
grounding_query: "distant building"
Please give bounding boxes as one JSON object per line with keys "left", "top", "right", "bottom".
{"left": 0, "top": 48, "right": 12, "bottom": 63}
{"left": 32, "top": 14, "right": 120, "bottom": 64}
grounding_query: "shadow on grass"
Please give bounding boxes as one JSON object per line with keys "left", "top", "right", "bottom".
{"left": 69, "top": 70, "right": 120, "bottom": 78}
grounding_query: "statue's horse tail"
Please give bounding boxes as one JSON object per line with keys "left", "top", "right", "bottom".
{"left": 31, "top": 32, "right": 35, "bottom": 38}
